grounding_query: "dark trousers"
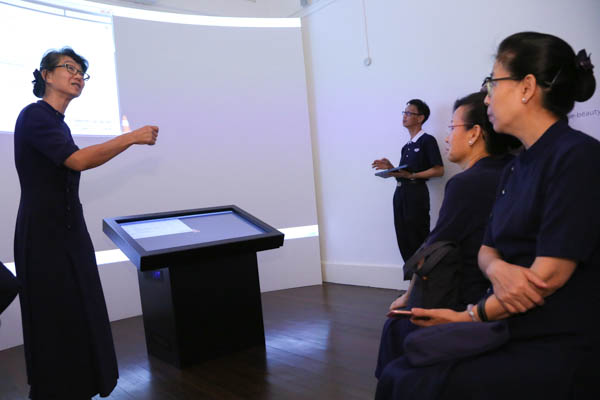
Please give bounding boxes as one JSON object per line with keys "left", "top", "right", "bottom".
{"left": 376, "top": 337, "right": 589, "bottom": 400}
{"left": 393, "top": 183, "right": 430, "bottom": 262}
{"left": 375, "top": 317, "right": 419, "bottom": 379}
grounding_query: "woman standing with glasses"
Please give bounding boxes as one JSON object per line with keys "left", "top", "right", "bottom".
{"left": 372, "top": 99, "right": 444, "bottom": 262}
{"left": 14, "top": 47, "right": 158, "bottom": 399}
{"left": 376, "top": 32, "right": 599, "bottom": 400}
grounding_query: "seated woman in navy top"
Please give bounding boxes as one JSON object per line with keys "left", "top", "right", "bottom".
{"left": 376, "top": 32, "right": 599, "bottom": 400}
{"left": 375, "top": 91, "right": 519, "bottom": 378}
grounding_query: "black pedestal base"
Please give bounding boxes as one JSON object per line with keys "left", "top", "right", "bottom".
{"left": 137, "top": 252, "right": 265, "bottom": 368}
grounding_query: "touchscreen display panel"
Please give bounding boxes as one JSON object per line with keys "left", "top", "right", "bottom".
{"left": 121, "top": 211, "right": 265, "bottom": 251}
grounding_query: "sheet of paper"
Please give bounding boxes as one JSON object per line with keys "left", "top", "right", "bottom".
{"left": 122, "top": 218, "right": 194, "bottom": 239}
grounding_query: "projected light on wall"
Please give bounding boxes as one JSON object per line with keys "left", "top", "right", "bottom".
{"left": 0, "top": 1, "right": 315, "bottom": 293}
{"left": 2, "top": 224, "right": 319, "bottom": 275}
{"left": 0, "top": 0, "right": 301, "bottom": 136}
{"left": 0, "top": 0, "right": 121, "bottom": 136}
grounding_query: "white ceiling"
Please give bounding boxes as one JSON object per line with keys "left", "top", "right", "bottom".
{"left": 104, "top": 0, "right": 305, "bottom": 17}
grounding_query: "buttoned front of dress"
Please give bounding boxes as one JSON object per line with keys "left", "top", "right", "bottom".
{"left": 13, "top": 100, "right": 118, "bottom": 398}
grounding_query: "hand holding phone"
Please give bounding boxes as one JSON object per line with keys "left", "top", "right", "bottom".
{"left": 386, "top": 308, "right": 431, "bottom": 320}
{"left": 386, "top": 309, "right": 413, "bottom": 318}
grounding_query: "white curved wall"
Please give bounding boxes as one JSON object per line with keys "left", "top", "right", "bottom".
{"left": 0, "top": 5, "right": 320, "bottom": 350}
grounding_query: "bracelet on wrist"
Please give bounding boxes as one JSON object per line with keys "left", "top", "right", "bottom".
{"left": 477, "top": 297, "right": 489, "bottom": 322}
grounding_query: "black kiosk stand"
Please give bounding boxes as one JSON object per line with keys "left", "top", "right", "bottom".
{"left": 103, "top": 205, "right": 284, "bottom": 368}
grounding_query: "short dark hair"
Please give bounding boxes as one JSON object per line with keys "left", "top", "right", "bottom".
{"left": 406, "top": 99, "right": 430, "bottom": 123}
{"left": 33, "top": 47, "right": 88, "bottom": 98}
{"left": 496, "top": 32, "right": 596, "bottom": 119}
{"left": 453, "top": 92, "right": 521, "bottom": 155}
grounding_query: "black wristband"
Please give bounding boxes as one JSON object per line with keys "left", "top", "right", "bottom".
{"left": 477, "top": 297, "right": 489, "bottom": 322}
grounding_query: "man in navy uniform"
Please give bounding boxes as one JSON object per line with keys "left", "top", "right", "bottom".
{"left": 373, "top": 99, "right": 444, "bottom": 261}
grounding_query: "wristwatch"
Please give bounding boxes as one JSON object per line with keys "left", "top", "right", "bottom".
{"left": 467, "top": 304, "right": 477, "bottom": 322}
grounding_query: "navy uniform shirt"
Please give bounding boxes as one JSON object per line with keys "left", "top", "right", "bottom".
{"left": 426, "top": 155, "right": 513, "bottom": 305}
{"left": 397, "top": 131, "right": 443, "bottom": 182}
{"left": 483, "top": 120, "right": 600, "bottom": 339}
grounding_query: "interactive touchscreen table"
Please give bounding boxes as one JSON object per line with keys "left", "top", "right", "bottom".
{"left": 103, "top": 205, "right": 284, "bottom": 367}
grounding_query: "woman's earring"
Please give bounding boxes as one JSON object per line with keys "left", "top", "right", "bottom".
{"left": 468, "top": 140, "right": 474, "bottom": 145}
{"left": 522, "top": 97, "right": 527, "bottom": 103}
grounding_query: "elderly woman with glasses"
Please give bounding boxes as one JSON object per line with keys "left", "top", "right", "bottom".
{"left": 375, "top": 91, "right": 519, "bottom": 380}
{"left": 14, "top": 47, "right": 158, "bottom": 399}
{"left": 376, "top": 31, "right": 599, "bottom": 400}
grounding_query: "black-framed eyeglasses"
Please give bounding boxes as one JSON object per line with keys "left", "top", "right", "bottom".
{"left": 402, "top": 111, "right": 422, "bottom": 116}
{"left": 481, "top": 75, "right": 520, "bottom": 95}
{"left": 54, "top": 63, "right": 90, "bottom": 81}
{"left": 447, "top": 123, "right": 474, "bottom": 132}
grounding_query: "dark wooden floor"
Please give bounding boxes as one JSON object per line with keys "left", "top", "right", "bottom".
{"left": 0, "top": 283, "right": 397, "bottom": 399}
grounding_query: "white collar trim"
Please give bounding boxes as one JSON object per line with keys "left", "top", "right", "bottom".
{"left": 409, "top": 130, "right": 426, "bottom": 143}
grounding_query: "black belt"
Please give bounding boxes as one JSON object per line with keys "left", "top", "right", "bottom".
{"left": 397, "top": 179, "right": 426, "bottom": 185}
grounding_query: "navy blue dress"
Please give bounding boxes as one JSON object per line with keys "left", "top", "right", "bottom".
{"left": 376, "top": 155, "right": 511, "bottom": 379}
{"left": 14, "top": 101, "right": 118, "bottom": 399}
{"left": 393, "top": 133, "right": 443, "bottom": 261}
{"left": 376, "top": 120, "right": 600, "bottom": 399}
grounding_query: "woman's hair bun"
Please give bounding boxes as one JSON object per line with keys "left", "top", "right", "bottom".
{"left": 574, "top": 49, "right": 596, "bottom": 102}
{"left": 32, "top": 69, "right": 46, "bottom": 98}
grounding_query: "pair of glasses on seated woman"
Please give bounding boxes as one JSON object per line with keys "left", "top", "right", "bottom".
{"left": 481, "top": 76, "right": 520, "bottom": 95}
{"left": 482, "top": 71, "right": 562, "bottom": 95}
